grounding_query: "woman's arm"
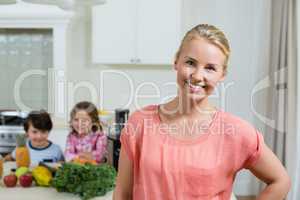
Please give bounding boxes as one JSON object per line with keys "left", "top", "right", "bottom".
{"left": 113, "top": 146, "right": 133, "bottom": 200}
{"left": 248, "top": 143, "right": 291, "bottom": 200}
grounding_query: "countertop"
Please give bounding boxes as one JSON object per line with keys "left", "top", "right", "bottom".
{"left": 0, "top": 162, "right": 113, "bottom": 200}
{"left": 0, "top": 162, "right": 238, "bottom": 200}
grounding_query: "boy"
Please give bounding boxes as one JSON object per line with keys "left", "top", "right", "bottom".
{"left": 4, "top": 110, "right": 64, "bottom": 165}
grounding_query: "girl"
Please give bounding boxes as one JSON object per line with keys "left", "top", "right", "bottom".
{"left": 113, "top": 24, "right": 291, "bottom": 200}
{"left": 65, "top": 101, "right": 107, "bottom": 164}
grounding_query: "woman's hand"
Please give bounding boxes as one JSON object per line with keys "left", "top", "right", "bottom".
{"left": 248, "top": 143, "right": 291, "bottom": 200}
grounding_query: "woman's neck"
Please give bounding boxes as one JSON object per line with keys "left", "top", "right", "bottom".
{"left": 160, "top": 96, "right": 216, "bottom": 120}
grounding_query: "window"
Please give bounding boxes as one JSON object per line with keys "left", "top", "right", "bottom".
{"left": 0, "top": 29, "right": 53, "bottom": 111}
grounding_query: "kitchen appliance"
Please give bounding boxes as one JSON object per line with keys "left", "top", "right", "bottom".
{"left": 107, "top": 108, "right": 129, "bottom": 170}
{"left": 115, "top": 108, "right": 129, "bottom": 137}
{"left": 0, "top": 111, "right": 27, "bottom": 155}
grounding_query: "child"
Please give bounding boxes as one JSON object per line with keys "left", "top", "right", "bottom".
{"left": 113, "top": 24, "right": 290, "bottom": 200}
{"left": 65, "top": 101, "right": 107, "bottom": 164}
{"left": 4, "top": 110, "right": 64, "bottom": 165}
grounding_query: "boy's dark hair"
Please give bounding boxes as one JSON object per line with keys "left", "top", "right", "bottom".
{"left": 24, "top": 110, "right": 53, "bottom": 132}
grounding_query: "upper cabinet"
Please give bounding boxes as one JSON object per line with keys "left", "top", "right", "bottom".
{"left": 92, "top": 0, "right": 182, "bottom": 65}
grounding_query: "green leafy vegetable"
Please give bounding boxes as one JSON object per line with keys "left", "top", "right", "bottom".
{"left": 51, "top": 163, "right": 117, "bottom": 200}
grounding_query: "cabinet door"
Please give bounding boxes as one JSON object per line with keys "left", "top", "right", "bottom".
{"left": 92, "top": 0, "right": 136, "bottom": 64}
{"left": 136, "top": 0, "right": 182, "bottom": 65}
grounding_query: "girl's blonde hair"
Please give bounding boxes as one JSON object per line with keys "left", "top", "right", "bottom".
{"left": 175, "top": 24, "right": 231, "bottom": 72}
{"left": 70, "top": 101, "right": 102, "bottom": 134}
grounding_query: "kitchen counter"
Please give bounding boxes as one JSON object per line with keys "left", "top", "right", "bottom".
{"left": 1, "top": 162, "right": 238, "bottom": 200}
{"left": 0, "top": 162, "right": 113, "bottom": 200}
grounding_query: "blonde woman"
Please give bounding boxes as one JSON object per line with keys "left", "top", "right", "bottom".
{"left": 113, "top": 24, "right": 290, "bottom": 200}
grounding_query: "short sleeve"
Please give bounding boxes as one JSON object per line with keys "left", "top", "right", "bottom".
{"left": 243, "top": 130, "right": 264, "bottom": 169}
{"left": 120, "top": 111, "right": 143, "bottom": 162}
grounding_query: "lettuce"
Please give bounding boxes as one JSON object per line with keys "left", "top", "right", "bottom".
{"left": 51, "top": 163, "right": 116, "bottom": 200}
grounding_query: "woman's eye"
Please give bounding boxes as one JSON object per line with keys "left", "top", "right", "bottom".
{"left": 186, "top": 60, "right": 195, "bottom": 66}
{"left": 206, "top": 65, "right": 216, "bottom": 71}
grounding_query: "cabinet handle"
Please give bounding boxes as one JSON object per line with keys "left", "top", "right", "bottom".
{"left": 130, "top": 58, "right": 141, "bottom": 64}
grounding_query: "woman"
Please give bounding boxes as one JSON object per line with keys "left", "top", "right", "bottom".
{"left": 113, "top": 24, "right": 290, "bottom": 200}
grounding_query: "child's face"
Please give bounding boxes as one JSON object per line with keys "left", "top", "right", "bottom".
{"left": 174, "top": 38, "right": 226, "bottom": 103}
{"left": 27, "top": 124, "right": 49, "bottom": 148}
{"left": 71, "top": 110, "right": 92, "bottom": 136}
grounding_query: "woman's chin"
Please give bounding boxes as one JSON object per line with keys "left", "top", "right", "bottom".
{"left": 178, "top": 87, "right": 209, "bottom": 103}
{"left": 186, "top": 92, "right": 208, "bottom": 103}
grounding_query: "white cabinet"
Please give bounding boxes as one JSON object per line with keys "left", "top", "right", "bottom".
{"left": 92, "top": 0, "right": 182, "bottom": 65}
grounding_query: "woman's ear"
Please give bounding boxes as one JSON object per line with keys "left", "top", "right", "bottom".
{"left": 174, "top": 60, "right": 179, "bottom": 71}
{"left": 174, "top": 52, "right": 179, "bottom": 70}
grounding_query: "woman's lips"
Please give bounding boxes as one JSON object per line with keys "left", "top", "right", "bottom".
{"left": 185, "top": 79, "right": 206, "bottom": 93}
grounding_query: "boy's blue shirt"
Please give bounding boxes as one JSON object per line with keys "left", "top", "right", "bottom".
{"left": 12, "top": 140, "right": 64, "bottom": 165}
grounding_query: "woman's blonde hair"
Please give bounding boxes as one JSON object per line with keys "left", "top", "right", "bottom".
{"left": 175, "top": 24, "right": 231, "bottom": 72}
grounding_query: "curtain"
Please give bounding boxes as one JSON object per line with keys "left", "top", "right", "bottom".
{"left": 263, "top": 0, "right": 299, "bottom": 199}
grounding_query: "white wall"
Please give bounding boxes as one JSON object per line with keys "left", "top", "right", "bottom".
{"left": 49, "top": 128, "right": 69, "bottom": 150}
{"left": 64, "top": 0, "right": 271, "bottom": 195}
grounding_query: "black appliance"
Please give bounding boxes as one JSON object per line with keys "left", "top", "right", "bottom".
{"left": 107, "top": 108, "right": 129, "bottom": 170}
{"left": 115, "top": 108, "right": 129, "bottom": 137}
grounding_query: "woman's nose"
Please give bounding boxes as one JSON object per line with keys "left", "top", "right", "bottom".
{"left": 191, "top": 67, "right": 205, "bottom": 81}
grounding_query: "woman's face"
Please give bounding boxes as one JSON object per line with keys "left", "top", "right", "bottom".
{"left": 174, "top": 38, "right": 226, "bottom": 103}
{"left": 71, "top": 110, "right": 92, "bottom": 136}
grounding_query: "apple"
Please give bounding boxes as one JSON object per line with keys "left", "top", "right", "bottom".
{"left": 3, "top": 174, "right": 17, "bottom": 187}
{"left": 19, "top": 173, "right": 33, "bottom": 187}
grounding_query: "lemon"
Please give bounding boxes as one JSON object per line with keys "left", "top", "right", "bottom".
{"left": 32, "top": 166, "right": 52, "bottom": 186}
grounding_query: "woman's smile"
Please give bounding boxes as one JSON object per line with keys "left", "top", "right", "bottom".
{"left": 185, "top": 79, "right": 207, "bottom": 94}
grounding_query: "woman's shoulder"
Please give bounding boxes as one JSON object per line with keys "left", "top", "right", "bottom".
{"left": 219, "top": 110, "right": 256, "bottom": 128}
{"left": 217, "top": 110, "right": 260, "bottom": 136}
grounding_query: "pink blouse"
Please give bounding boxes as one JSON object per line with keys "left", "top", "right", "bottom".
{"left": 64, "top": 131, "right": 107, "bottom": 163}
{"left": 120, "top": 105, "right": 263, "bottom": 200}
